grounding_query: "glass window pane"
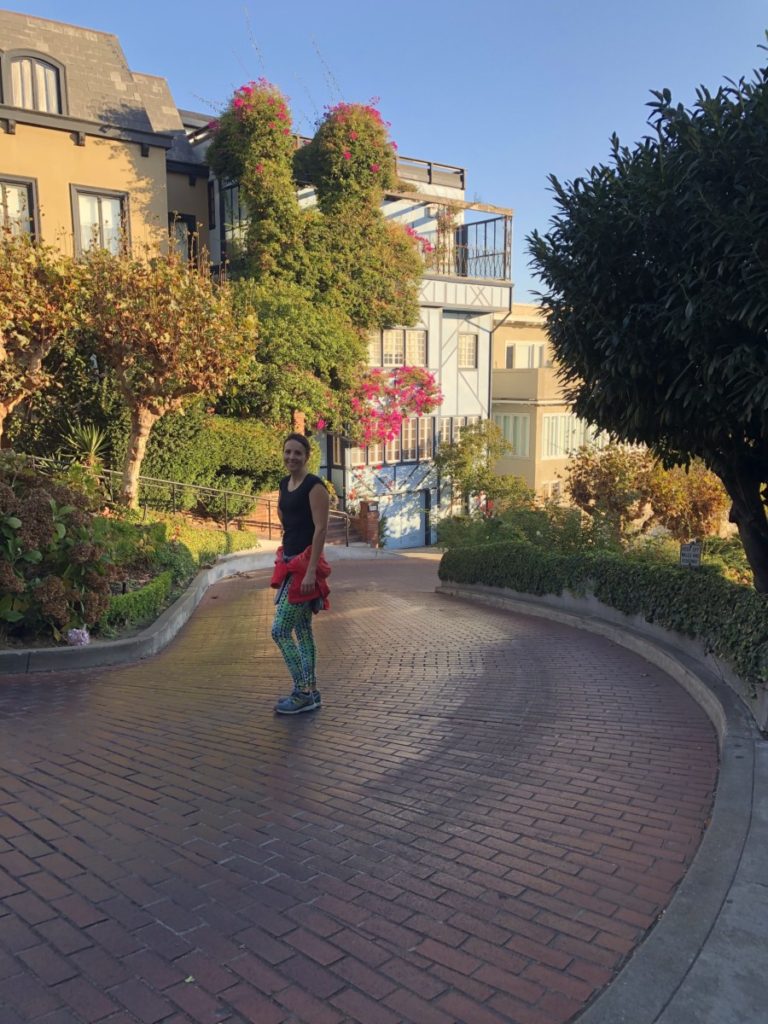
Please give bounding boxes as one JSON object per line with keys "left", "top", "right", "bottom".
{"left": 368, "top": 442, "right": 383, "bottom": 465}
{"left": 382, "top": 329, "right": 404, "bottom": 367}
{"left": 458, "top": 333, "right": 478, "bottom": 369}
{"left": 78, "top": 193, "right": 101, "bottom": 252}
{"left": 405, "top": 330, "right": 426, "bottom": 366}
{"left": 100, "top": 197, "right": 122, "bottom": 253}
{"left": 505, "top": 346, "right": 514, "bottom": 369}
{"left": 439, "top": 417, "right": 452, "bottom": 445}
{"left": 1, "top": 182, "right": 32, "bottom": 235}
{"left": 367, "top": 332, "right": 380, "bottom": 366}
{"left": 402, "top": 417, "right": 417, "bottom": 460}
{"left": 418, "top": 416, "right": 433, "bottom": 459}
{"left": 385, "top": 433, "right": 400, "bottom": 462}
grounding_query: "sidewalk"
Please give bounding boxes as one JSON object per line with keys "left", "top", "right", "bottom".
{"left": 0, "top": 555, "right": 728, "bottom": 1023}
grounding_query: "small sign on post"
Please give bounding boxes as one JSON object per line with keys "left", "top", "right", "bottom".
{"left": 680, "top": 541, "right": 703, "bottom": 568}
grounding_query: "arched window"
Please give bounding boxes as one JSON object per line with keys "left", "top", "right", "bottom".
{"left": 9, "top": 55, "right": 62, "bottom": 113}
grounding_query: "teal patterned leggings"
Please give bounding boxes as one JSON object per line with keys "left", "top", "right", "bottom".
{"left": 271, "top": 581, "right": 316, "bottom": 692}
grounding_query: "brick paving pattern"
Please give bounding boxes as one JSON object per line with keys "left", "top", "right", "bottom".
{"left": 0, "top": 554, "right": 717, "bottom": 1023}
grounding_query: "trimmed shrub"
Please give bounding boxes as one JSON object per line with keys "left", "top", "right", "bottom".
{"left": 99, "top": 570, "right": 174, "bottom": 632}
{"left": 439, "top": 540, "right": 768, "bottom": 691}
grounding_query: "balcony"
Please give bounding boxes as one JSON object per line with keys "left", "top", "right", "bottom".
{"left": 493, "top": 367, "right": 565, "bottom": 403}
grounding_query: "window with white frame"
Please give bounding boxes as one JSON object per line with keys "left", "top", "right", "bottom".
{"left": 368, "top": 442, "right": 383, "bottom": 465}
{"left": 382, "top": 329, "right": 405, "bottom": 367}
{"left": 379, "top": 328, "right": 427, "bottom": 367}
{"left": 347, "top": 442, "right": 366, "bottom": 467}
{"left": 367, "top": 331, "right": 380, "bottom": 366}
{"left": 385, "top": 432, "right": 400, "bottom": 463}
{"left": 494, "top": 413, "right": 530, "bottom": 457}
{"left": 542, "top": 414, "right": 599, "bottom": 459}
{"left": 509, "top": 343, "right": 549, "bottom": 368}
{"left": 405, "top": 330, "right": 427, "bottom": 366}
{"left": 418, "top": 416, "right": 433, "bottom": 459}
{"left": 332, "top": 433, "right": 343, "bottom": 466}
{"left": 73, "top": 188, "right": 125, "bottom": 254}
{"left": 402, "top": 417, "right": 417, "bottom": 461}
{"left": 10, "top": 55, "right": 62, "bottom": 113}
{"left": 221, "top": 181, "right": 248, "bottom": 251}
{"left": 439, "top": 417, "right": 452, "bottom": 447}
{"left": 0, "top": 178, "right": 34, "bottom": 236}
{"left": 458, "top": 332, "right": 478, "bottom": 369}
{"left": 466, "top": 415, "right": 480, "bottom": 430}
{"left": 452, "top": 416, "right": 466, "bottom": 443}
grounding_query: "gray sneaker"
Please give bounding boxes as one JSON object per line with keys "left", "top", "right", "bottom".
{"left": 274, "top": 689, "right": 321, "bottom": 714}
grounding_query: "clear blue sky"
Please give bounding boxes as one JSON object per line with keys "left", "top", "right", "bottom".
{"left": 6, "top": 1, "right": 768, "bottom": 298}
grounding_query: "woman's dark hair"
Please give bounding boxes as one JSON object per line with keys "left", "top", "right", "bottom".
{"left": 283, "top": 432, "right": 311, "bottom": 455}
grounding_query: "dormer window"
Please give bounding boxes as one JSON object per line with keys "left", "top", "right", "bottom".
{"left": 10, "top": 55, "right": 62, "bottom": 113}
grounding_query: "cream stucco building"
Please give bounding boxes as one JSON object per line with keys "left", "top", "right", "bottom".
{"left": 491, "top": 303, "right": 605, "bottom": 499}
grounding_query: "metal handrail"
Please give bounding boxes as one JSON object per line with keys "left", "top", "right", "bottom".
{"left": 23, "top": 454, "right": 351, "bottom": 545}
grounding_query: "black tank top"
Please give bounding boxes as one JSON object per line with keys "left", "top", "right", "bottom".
{"left": 279, "top": 473, "right": 323, "bottom": 556}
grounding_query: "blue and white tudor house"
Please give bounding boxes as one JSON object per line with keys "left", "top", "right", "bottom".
{"left": 185, "top": 126, "right": 514, "bottom": 549}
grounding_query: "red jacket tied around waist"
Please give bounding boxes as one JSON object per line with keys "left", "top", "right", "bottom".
{"left": 270, "top": 546, "right": 331, "bottom": 609}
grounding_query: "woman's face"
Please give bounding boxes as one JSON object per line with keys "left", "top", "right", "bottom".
{"left": 283, "top": 440, "right": 308, "bottom": 473}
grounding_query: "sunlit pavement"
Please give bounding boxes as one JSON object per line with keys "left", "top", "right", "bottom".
{"left": 0, "top": 555, "right": 717, "bottom": 1024}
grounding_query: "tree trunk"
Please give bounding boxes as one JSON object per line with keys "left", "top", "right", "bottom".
{"left": 0, "top": 404, "right": 7, "bottom": 447}
{"left": 121, "top": 405, "right": 159, "bottom": 508}
{"left": 719, "top": 463, "right": 768, "bottom": 593}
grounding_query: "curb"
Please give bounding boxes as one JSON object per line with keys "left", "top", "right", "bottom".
{"left": 0, "top": 544, "right": 402, "bottom": 675}
{"left": 436, "top": 582, "right": 765, "bottom": 1024}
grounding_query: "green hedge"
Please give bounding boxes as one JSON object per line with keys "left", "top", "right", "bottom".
{"left": 99, "top": 519, "right": 259, "bottom": 633}
{"left": 439, "top": 540, "right": 768, "bottom": 692}
{"left": 99, "top": 570, "right": 174, "bottom": 632}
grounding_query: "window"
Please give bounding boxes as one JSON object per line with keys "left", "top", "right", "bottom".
{"left": 332, "top": 433, "right": 343, "bottom": 466}
{"left": 169, "top": 213, "right": 198, "bottom": 261}
{"left": 452, "top": 416, "right": 466, "bottom": 443}
{"left": 347, "top": 442, "right": 366, "bottom": 467}
{"left": 542, "top": 414, "right": 596, "bottom": 459}
{"left": 221, "top": 181, "right": 248, "bottom": 252}
{"left": 439, "top": 417, "right": 452, "bottom": 447}
{"left": 382, "top": 329, "right": 405, "bottom": 367}
{"left": 494, "top": 413, "right": 530, "bottom": 457}
{"left": 418, "top": 417, "right": 433, "bottom": 459}
{"left": 379, "top": 328, "right": 427, "bottom": 367}
{"left": 367, "top": 332, "right": 381, "bottom": 366}
{"left": 402, "top": 417, "right": 417, "bottom": 461}
{"left": 73, "top": 188, "right": 125, "bottom": 254}
{"left": 385, "top": 432, "right": 400, "bottom": 463}
{"left": 207, "top": 181, "right": 217, "bottom": 230}
{"left": 508, "top": 343, "right": 548, "bottom": 368}
{"left": 0, "top": 178, "right": 35, "bottom": 236}
{"left": 458, "top": 332, "right": 478, "bottom": 369}
{"left": 466, "top": 415, "right": 481, "bottom": 430}
{"left": 368, "top": 442, "right": 383, "bottom": 465}
{"left": 405, "top": 330, "right": 427, "bottom": 366}
{"left": 10, "top": 55, "right": 62, "bottom": 113}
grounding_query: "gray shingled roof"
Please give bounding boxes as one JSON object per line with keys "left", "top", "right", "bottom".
{"left": 0, "top": 10, "right": 161, "bottom": 134}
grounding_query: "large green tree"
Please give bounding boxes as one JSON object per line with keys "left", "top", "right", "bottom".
{"left": 528, "top": 59, "right": 768, "bottom": 590}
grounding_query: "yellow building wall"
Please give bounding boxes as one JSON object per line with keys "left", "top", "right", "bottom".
{"left": 1, "top": 123, "right": 168, "bottom": 255}
{"left": 166, "top": 171, "right": 210, "bottom": 253}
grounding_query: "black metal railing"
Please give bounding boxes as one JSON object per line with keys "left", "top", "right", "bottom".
{"left": 421, "top": 214, "right": 511, "bottom": 281}
{"left": 25, "top": 457, "right": 351, "bottom": 545}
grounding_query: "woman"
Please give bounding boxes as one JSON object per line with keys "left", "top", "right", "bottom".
{"left": 270, "top": 432, "right": 330, "bottom": 715}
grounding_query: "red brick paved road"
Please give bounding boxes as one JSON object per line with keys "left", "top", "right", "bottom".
{"left": 0, "top": 554, "right": 717, "bottom": 1024}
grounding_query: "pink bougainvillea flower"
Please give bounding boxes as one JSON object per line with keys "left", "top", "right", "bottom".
{"left": 283, "top": 128, "right": 291, "bottom": 134}
{"left": 315, "top": 418, "right": 327, "bottom": 430}
{"left": 370, "top": 163, "right": 380, "bottom": 173}
{"left": 255, "top": 163, "right": 264, "bottom": 174}
{"left": 391, "top": 141, "right": 398, "bottom": 150}
{"left": 269, "top": 121, "right": 277, "bottom": 129}
{"left": 207, "top": 119, "right": 219, "bottom": 132}
{"left": 343, "top": 150, "right": 352, "bottom": 160}
{"left": 349, "top": 131, "right": 358, "bottom": 140}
